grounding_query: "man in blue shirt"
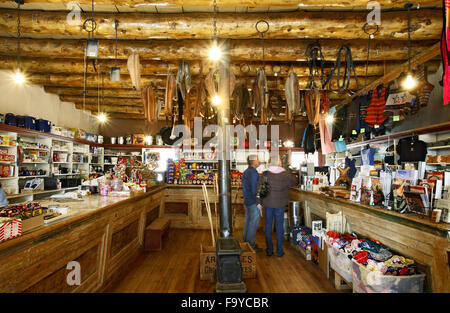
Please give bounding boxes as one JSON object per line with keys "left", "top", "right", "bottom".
{"left": 242, "top": 155, "right": 262, "bottom": 252}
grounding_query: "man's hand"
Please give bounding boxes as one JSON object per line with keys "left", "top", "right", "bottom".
{"left": 257, "top": 204, "right": 263, "bottom": 216}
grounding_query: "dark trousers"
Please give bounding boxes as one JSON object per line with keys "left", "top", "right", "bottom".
{"left": 264, "top": 207, "right": 285, "bottom": 256}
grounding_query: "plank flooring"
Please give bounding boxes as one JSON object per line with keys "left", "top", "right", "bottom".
{"left": 106, "top": 228, "right": 343, "bottom": 293}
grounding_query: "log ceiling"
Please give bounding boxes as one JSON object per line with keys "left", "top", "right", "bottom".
{"left": 0, "top": 1, "right": 443, "bottom": 120}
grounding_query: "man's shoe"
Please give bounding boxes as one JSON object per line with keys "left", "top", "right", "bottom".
{"left": 266, "top": 251, "right": 273, "bottom": 256}
{"left": 276, "top": 252, "right": 285, "bottom": 258}
{"left": 254, "top": 246, "right": 263, "bottom": 253}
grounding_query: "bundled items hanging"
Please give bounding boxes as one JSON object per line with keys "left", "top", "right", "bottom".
{"left": 442, "top": 1, "right": 450, "bottom": 105}
{"left": 164, "top": 73, "right": 176, "bottom": 116}
{"left": 252, "top": 68, "right": 269, "bottom": 124}
{"left": 232, "top": 83, "right": 249, "bottom": 122}
{"left": 284, "top": 71, "right": 300, "bottom": 123}
{"left": 176, "top": 60, "right": 191, "bottom": 101}
{"left": 127, "top": 53, "right": 141, "bottom": 91}
{"left": 141, "top": 85, "right": 158, "bottom": 123}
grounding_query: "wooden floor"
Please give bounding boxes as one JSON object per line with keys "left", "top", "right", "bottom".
{"left": 106, "top": 228, "right": 342, "bottom": 293}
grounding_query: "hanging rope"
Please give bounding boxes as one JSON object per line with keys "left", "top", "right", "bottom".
{"left": 325, "top": 45, "right": 359, "bottom": 93}
{"left": 363, "top": 23, "right": 379, "bottom": 88}
{"left": 305, "top": 42, "right": 326, "bottom": 89}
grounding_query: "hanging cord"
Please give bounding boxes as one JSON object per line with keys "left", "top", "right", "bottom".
{"left": 102, "top": 72, "right": 105, "bottom": 114}
{"left": 325, "top": 45, "right": 359, "bottom": 93}
{"left": 114, "top": 19, "right": 119, "bottom": 67}
{"left": 406, "top": 2, "right": 412, "bottom": 72}
{"left": 213, "top": 0, "right": 217, "bottom": 41}
{"left": 363, "top": 23, "right": 379, "bottom": 88}
{"left": 83, "top": 55, "right": 87, "bottom": 112}
{"left": 97, "top": 71, "right": 100, "bottom": 115}
{"left": 16, "top": 0, "right": 22, "bottom": 72}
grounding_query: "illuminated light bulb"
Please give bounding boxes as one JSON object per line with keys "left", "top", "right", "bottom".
{"left": 212, "top": 95, "right": 221, "bottom": 106}
{"left": 144, "top": 136, "right": 152, "bottom": 145}
{"left": 13, "top": 71, "right": 25, "bottom": 84}
{"left": 325, "top": 114, "right": 334, "bottom": 124}
{"left": 284, "top": 140, "right": 294, "bottom": 148}
{"left": 403, "top": 73, "right": 417, "bottom": 90}
{"left": 97, "top": 113, "right": 107, "bottom": 123}
{"left": 209, "top": 44, "right": 222, "bottom": 61}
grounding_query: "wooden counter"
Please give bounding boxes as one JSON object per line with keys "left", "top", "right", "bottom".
{"left": 0, "top": 184, "right": 165, "bottom": 292}
{"left": 290, "top": 188, "right": 450, "bottom": 293}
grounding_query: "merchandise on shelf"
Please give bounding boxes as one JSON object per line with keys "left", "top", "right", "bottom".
{"left": 290, "top": 225, "right": 312, "bottom": 249}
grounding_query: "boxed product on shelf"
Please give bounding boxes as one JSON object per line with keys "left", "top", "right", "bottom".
{"left": 0, "top": 218, "right": 21, "bottom": 242}
{"left": 85, "top": 133, "right": 95, "bottom": 142}
{"left": 0, "top": 154, "right": 15, "bottom": 162}
{"left": 0, "top": 135, "right": 10, "bottom": 146}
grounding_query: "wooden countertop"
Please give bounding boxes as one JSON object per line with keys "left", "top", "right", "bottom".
{"left": 291, "top": 188, "right": 450, "bottom": 239}
{"left": 0, "top": 184, "right": 165, "bottom": 251}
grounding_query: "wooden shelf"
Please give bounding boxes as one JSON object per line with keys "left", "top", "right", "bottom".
{"left": 346, "top": 121, "right": 450, "bottom": 149}
{"left": 0, "top": 177, "right": 18, "bottom": 180}
{"left": 428, "top": 145, "right": 450, "bottom": 150}
{"left": 18, "top": 175, "right": 48, "bottom": 179}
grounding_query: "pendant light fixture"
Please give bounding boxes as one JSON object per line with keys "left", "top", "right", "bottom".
{"left": 402, "top": 2, "right": 417, "bottom": 90}
{"left": 97, "top": 72, "right": 107, "bottom": 123}
{"left": 208, "top": 0, "right": 221, "bottom": 62}
{"left": 110, "top": 19, "right": 120, "bottom": 81}
{"left": 84, "top": 0, "right": 98, "bottom": 58}
{"left": 13, "top": 0, "right": 25, "bottom": 84}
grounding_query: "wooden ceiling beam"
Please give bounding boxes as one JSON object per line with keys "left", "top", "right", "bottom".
{"left": 0, "top": 37, "right": 438, "bottom": 62}
{"left": 0, "top": 55, "right": 422, "bottom": 77}
{"left": 26, "top": 72, "right": 377, "bottom": 90}
{"left": 0, "top": 0, "right": 440, "bottom": 8}
{"left": 63, "top": 95, "right": 146, "bottom": 106}
{"left": 74, "top": 104, "right": 144, "bottom": 114}
{"left": 0, "top": 9, "right": 441, "bottom": 40}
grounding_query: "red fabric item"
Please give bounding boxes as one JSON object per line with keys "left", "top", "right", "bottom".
{"left": 354, "top": 251, "right": 369, "bottom": 264}
{"left": 443, "top": 30, "right": 450, "bottom": 106}
{"left": 327, "top": 231, "right": 339, "bottom": 239}
{"left": 365, "top": 87, "right": 387, "bottom": 126}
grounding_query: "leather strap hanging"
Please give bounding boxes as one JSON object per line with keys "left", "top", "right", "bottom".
{"left": 305, "top": 89, "right": 321, "bottom": 125}
{"left": 324, "top": 45, "right": 359, "bottom": 92}
{"left": 164, "top": 74, "right": 176, "bottom": 116}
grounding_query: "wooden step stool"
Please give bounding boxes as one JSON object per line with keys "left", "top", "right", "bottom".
{"left": 144, "top": 217, "right": 170, "bottom": 251}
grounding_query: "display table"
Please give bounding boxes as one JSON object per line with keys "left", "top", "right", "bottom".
{"left": 290, "top": 188, "right": 450, "bottom": 293}
{"left": 0, "top": 184, "right": 165, "bottom": 292}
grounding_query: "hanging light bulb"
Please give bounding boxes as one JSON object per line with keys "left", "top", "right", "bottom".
{"left": 403, "top": 72, "right": 417, "bottom": 90}
{"left": 97, "top": 113, "right": 107, "bottom": 123}
{"left": 13, "top": 71, "right": 24, "bottom": 84}
{"left": 402, "top": 2, "right": 417, "bottom": 91}
{"left": 209, "top": 43, "right": 222, "bottom": 62}
{"left": 212, "top": 95, "right": 221, "bottom": 106}
{"left": 325, "top": 114, "right": 334, "bottom": 124}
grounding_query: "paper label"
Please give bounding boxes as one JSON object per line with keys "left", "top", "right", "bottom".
{"left": 360, "top": 128, "right": 365, "bottom": 133}
{"left": 393, "top": 115, "right": 400, "bottom": 122}
{"left": 374, "top": 125, "right": 379, "bottom": 129}
{"left": 352, "top": 130, "right": 357, "bottom": 135}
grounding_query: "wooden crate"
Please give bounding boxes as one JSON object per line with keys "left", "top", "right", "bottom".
{"left": 199, "top": 242, "right": 256, "bottom": 281}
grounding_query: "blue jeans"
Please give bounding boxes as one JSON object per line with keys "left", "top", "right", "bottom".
{"left": 243, "top": 203, "right": 260, "bottom": 248}
{"left": 264, "top": 207, "right": 285, "bottom": 256}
